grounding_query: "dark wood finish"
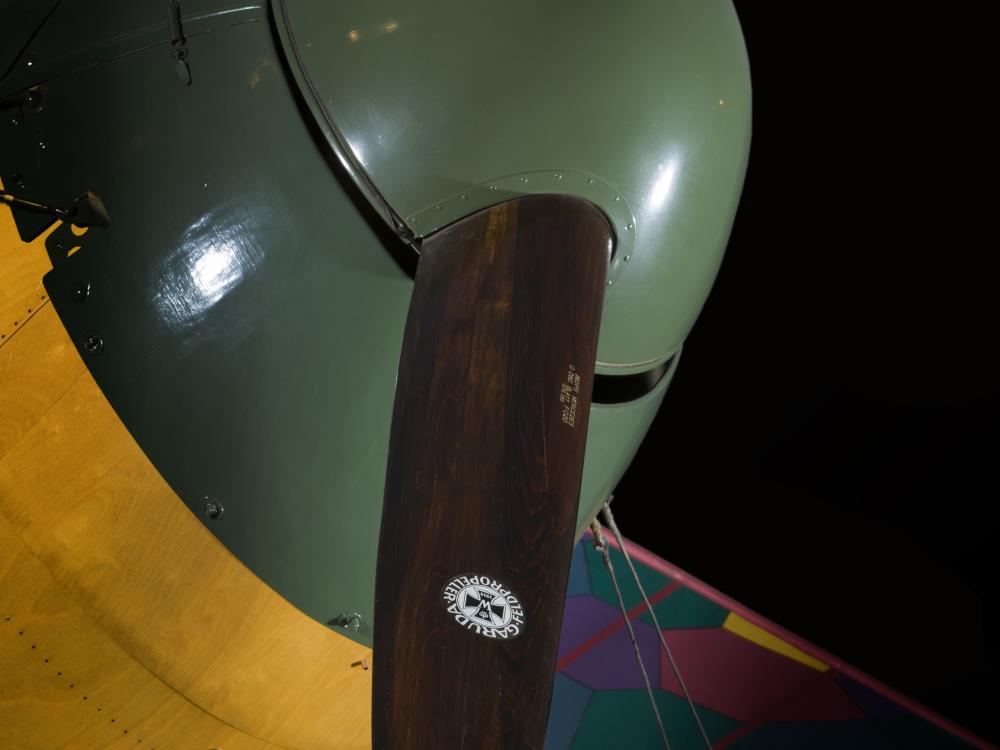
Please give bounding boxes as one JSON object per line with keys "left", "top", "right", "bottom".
{"left": 373, "top": 195, "right": 612, "bottom": 749}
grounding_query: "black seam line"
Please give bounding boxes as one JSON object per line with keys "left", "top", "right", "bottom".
{"left": 1, "top": 0, "right": 68, "bottom": 80}
{"left": 275, "top": 0, "right": 411, "bottom": 241}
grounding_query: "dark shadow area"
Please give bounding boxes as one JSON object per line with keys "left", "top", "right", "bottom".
{"left": 593, "top": 357, "right": 673, "bottom": 405}
{"left": 612, "top": 4, "right": 997, "bottom": 743}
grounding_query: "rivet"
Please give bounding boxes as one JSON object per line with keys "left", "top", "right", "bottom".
{"left": 587, "top": 178, "right": 594, "bottom": 184}
{"left": 520, "top": 176, "right": 528, "bottom": 183}
{"left": 82, "top": 335, "right": 103, "bottom": 356}
{"left": 203, "top": 498, "right": 224, "bottom": 519}
{"left": 488, "top": 184, "right": 497, "bottom": 191}
{"left": 460, "top": 193, "right": 468, "bottom": 200}
{"left": 607, "top": 280, "right": 613, "bottom": 286}
{"left": 25, "top": 56, "right": 36, "bottom": 68}
{"left": 23, "top": 90, "right": 42, "bottom": 113}
{"left": 626, "top": 223, "right": 634, "bottom": 231}
{"left": 624, "top": 255, "right": 631, "bottom": 262}
{"left": 72, "top": 282, "right": 91, "bottom": 302}
{"left": 613, "top": 195, "right": 621, "bottom": 202}
{"left": 435, "top": 205, "right": 442, "bottom": 211}
{"left": 37, "top": 137, "right": 46, "bottom": 151}
{"left": 554, "top": 173, "right": 563, "bottom": 180}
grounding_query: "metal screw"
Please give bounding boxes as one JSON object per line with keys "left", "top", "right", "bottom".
{"left": 82, "top": 335, "right": 103, "bottom": 356}
{"left": 329, "top": 612, "right": 363, "bottom": 632}
{"left": 203, "top": 498, "right": 224, "bottom": 519}
{"left": 23, "top": 90, "right": 42, "bottom": 114}
{"left": 72, "top": 282, "right": 91, "bottom": 302}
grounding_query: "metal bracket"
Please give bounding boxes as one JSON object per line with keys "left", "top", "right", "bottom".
{"left": 168, "top": 0, "right": 192, "bottom": 86}
{"left": 44, "top": 221, "right": 86, "bottom": 267}
{"left": 42, "top": 190, "right": 110, "bottom": 266}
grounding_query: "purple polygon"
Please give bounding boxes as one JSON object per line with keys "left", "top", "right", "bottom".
{"left": 563, "top": 616, "right": 661, "bottom": 690}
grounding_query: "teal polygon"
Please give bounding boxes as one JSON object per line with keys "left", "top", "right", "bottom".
{"left": 544, "top": 674, "right": 593, "bottom": 750}
{"left": 639, "top": 586, "right": 730, "bottom": 630}
{"left": 567, "top": 542, "right": 592, "bottom": 598}
{"left": 583, "top": 539, "right": 670, "bottom": 612}
{"left": 570, "top": 690, "right": 741, "bottom": 749}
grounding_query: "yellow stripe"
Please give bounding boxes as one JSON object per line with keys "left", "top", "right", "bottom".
{"left": 723, "top": 612, "right": 829, "bottom": 672}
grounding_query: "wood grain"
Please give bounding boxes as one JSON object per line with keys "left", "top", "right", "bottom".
{"left": 0, "top": 183, "right": 55, "bottom": 350}
{"left": 373, "top": 195, "right": 612, "bottom": 749}
{"left": 0, "top": 208, "right": 373, "bottom": 747}
{"left": 0, "top": 514, "right": 278, "bottom": 750}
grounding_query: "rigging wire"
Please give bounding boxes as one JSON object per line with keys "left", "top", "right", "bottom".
{"left": 601, "top": 499, "right": 715, "bottom": 750}
{"left": 590, "top": 518, "right": 672, "bottom": 750}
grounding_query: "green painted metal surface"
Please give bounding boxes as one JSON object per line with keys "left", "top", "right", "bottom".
{"left": 273, "top": 0, "right": 751, "bottom": 369}
{"left": 1, "top": 0, "right": 264, "bottom": 95}
{"left": 0, "top": 12, "right": 684, "bottom": 646}
{"left": 0, "top": 0, "right": 61, "bottom": 80}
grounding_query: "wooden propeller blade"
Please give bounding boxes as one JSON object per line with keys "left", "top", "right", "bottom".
{"left": 373, "top": 194, "right": 612, "bottom": 749}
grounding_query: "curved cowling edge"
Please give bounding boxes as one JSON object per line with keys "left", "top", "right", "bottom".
{"left": 272, "top": 0, "right": 751, "bottom": 369}
{"left": 0, "top": 13, "right": 681, "bottom": 647}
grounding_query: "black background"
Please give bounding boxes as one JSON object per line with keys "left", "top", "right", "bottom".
{"left": 612, "top": 4, "right": 997, "bottom": 743}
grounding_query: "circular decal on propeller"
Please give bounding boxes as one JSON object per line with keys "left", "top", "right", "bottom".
{"left": 442, "top": 575, "right": 524, "bottom": 639}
